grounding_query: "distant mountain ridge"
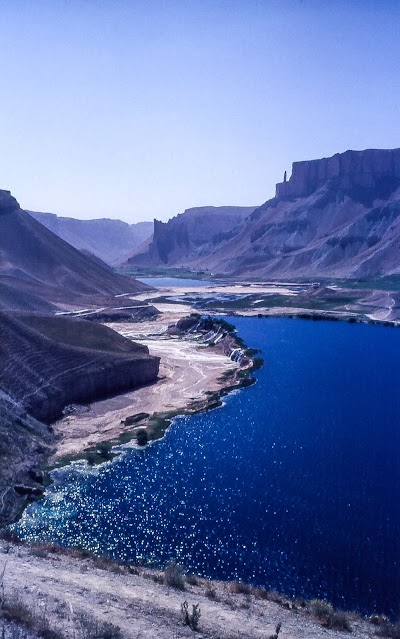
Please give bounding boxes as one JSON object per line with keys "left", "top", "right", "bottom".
{"left": 124, "top": 205, "right": 256, "bottom": 268}
{"left": 27, "top": 211, "right": 153, "bottom": 265}
{"left": 126, "top": 149, "right": 400, "bottom": 279}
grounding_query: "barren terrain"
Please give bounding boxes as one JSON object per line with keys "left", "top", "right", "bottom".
{"left": 52, "top": 310, "right": 240, "bottom": 461}
{"left": 0, "top": 541, "right": 380, "bottom": 639}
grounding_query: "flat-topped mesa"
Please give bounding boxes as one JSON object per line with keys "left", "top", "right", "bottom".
{"left": 276, "top": 148, "right": 400, "bottom": 200}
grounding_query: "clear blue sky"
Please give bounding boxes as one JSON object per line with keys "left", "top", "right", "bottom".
{"left": 1, "top": 0, "right": 399, "bottom": 222}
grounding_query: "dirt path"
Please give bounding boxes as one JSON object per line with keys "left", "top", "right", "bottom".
{"left": 0, "top": 542, "right": 376, "bottom": 639}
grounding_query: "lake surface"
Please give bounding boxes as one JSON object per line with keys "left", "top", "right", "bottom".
{"left": 14, "top": 318, "right": 400, "bottom": 615}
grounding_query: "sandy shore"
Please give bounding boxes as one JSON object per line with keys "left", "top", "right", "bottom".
{"left": 52, "top": 311, "right": 240, "bottom": 461}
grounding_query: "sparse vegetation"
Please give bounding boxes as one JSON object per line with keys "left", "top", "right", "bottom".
{"left": 251, "top": 586, "right": 269, "bottom": 600}
{"left": 0, "top": 587, "right": 65, "bottom": 639}
{"left": 205, "top": 582, "right": 218, "bottom": 601}
{"left": 164, "top": 561, "right": 185, "bottom": 590}
{"left": 268, "top": 622, "right": 282, "bottom": 639}
{"left": 75, "top": 611, "right": 123, "bottom": 639}
{"left": 135, "top": 427, "right": 148, "bottom": 446}
{"left": 181, "top": 601, "right": 201, "bottom": 631}
{"left": 186, "top": 574, "right": 200, "bottom": 586}
{"left": 227, "top": 581, "right": 251, "bottom": 595}
{"left": 309, "top": 599, "right": 352, "bottom": 632}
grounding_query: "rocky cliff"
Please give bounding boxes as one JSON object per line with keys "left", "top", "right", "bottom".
{"left": 184, "top": 149, "right": 400, "bottom": 279}
{"left": 123, "top": 206, "right": 256, "bottom": 268}
{"left": 0, "top": 311, "right": 160, "bottom": 523}
{"left": 0, "top": 389, "right": 54, "bottom": 526}
{"left": 0, "top": 312, "right": 160, "bottom": 423}
{"left": 276, "top": 148, "right": 400, "bottom": 200}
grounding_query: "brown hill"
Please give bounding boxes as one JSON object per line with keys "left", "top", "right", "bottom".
{"left": 0, "top": 189, "right": 149, "bottom": 310}
{"left": 123, "top": 205, "right": 256, "bottom": 268}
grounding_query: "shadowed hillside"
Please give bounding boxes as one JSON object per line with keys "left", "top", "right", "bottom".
{"left": 0, "top": 189, "right": 149, "bottom": 310}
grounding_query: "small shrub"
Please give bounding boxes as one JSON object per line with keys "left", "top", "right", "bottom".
{"left": 31, "top": 546, "right": 49, "bottom": 559}
{"left": 164, "top": 561, "right": 185, "bottom": 590}
{"left": 92, "top": 554, "right": 122, "bottom": 573}
{"left": 310, "top": 599, "right": 351, "bottom": 632}
{"left": 186, "top": 574, "right": 199, "bottom": 586}
{"left": 268, "top": 622, "right": 282, "bottom": 639}
{"left": 181, "top": 601, "right": 201, "bottom": 631}
{"left": 205, "top": 583, "right": 217, "bottom": 600}
{"left": 269, "top": 591, "right": 285, "bottom": 605}
{"left": 227, "top": 581, "right": 251, "bottom": 595}
{"left": 251, "top": 586, "right": 269, "bottom": 600}
{"left": 310, "top": 599, "right": 334, "bottom": 618}
{"left": 328, "top": 611, "right": 352, "bottom": 632}
{"left": 1, "top": 591, "right": 34, "bottom": 628}
{"left": 370, "top": 614, "right": 390, "bottom": 626}
{"left": 76, "top": 611, "right": 123, "bottom": 639}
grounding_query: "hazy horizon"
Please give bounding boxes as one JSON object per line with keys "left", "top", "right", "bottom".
{"left": 1, "top": 0, "right": 400, "bottom": 223}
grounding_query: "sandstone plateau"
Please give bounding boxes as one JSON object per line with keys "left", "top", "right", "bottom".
{"left": 125, "top": 149, "right": 400, "bottom": 279}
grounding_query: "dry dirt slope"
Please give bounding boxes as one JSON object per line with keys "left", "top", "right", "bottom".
{"left": 0, "top": 541, "right": 380, "bottom": 639}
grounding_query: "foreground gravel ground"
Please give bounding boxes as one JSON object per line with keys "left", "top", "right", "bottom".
{"left": 0, "top": 540, "right": 382, "bottom": 639}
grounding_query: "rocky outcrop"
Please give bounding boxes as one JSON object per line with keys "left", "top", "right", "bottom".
{"left": 0, "top": 312, "right": 160, "bottom": 423}
{"left": 182, "top": 149, "right": 400, "bottom": 279}
{"left": 0, "top": 389, "right": 54, "bottom": 526}
{"left": 124, "top": 206, "right": 256, "bottom": 268}
{"left": 276, "top": 148, "right": 400, "bottom": 200}
{"left": 0, "top": 310, "right": 160, "bottom": 524}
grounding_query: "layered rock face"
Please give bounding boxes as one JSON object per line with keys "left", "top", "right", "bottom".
{"left": 0, "top": 389, "right": 54, "bottom": 526}
{"left": 124, "top": 206, "right": 256, "bottom": 267}
{"left": 276, "top": 149, "right": 400, "bottom": 199}
{"left": 0, "top": 312, "right": 160, "bottom": 423}
{"left": 0, "top": 188, "right": 160, "bottom": 524}
{"left": 186, "top": 149, "right": 400, "bottom": 279}
{"left": 0, "top": 312, "right": 160, "bottom": 524}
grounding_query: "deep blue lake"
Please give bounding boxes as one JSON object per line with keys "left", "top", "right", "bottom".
{"left": 14, "top": 318, "right": 400, "bottom": 616}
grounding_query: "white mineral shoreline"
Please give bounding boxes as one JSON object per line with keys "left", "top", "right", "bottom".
{"left": 51, "top": 310, "right": 241, "bottom": 461}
